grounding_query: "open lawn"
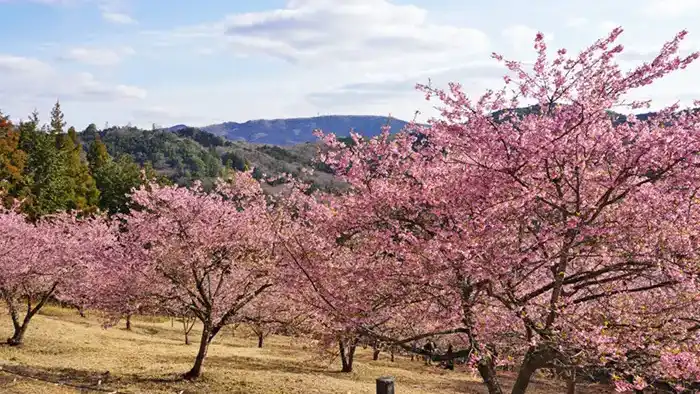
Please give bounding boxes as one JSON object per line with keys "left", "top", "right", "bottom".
{"left": 0, "top": 306, "right": 613, "bottom": 393}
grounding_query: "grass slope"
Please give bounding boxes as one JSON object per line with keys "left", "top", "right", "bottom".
{"left": 0, "top": 306, "right": 612, "bottom": 393}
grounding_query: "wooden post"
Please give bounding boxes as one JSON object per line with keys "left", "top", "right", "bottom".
{"left": 376, "top": 376, "right": 395, "bottom": 394}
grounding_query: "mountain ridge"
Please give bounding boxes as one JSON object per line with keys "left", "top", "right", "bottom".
{"left": 165, "top": 115, "right": 413, "bottom": 146}
{"left": 165, "top": 107, "right": 699, "bottom": 146}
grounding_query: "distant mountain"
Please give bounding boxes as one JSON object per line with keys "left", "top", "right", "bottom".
{"left": 167, "top": 115, "right": 412, "bottom": 145}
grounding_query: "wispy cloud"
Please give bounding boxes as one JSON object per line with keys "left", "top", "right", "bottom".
{"left": 101, "top": 11, "right": 136, "bottom": 24}
{"left": 0, "top": 54, "right": 146, "bottom": 104}
{"left": 58, "top": 46, "right": 135, "bottom": 66}
{"left": 222, "top": 0, "right": 489, "bottom": 73}
{"left": 307, "top": 63, "right": 508, "bottom": 108}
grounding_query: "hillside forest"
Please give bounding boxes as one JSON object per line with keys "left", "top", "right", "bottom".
{"left": 0, "top": 102, "right": 352, "bottom": 219}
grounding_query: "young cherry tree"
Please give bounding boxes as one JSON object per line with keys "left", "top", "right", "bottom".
{"left": 278, "top": 183, "right": 432, "bottom": 373}
{"left": 88, "top": 235, "right": 160, "bottom": 331}
{"left": 314, "top": 28, "right": 700, "bottom": 394}
{"left": 116, "top": 172, "right": 281, "bottom": 379}
{"left": 0, "top": 207, "right": 113, "bottom": 345}
{"left": 238, "top": 288, "right": 309, "bottom": 348}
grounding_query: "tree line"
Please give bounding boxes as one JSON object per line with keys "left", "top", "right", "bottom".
{"left": 0, "top": 102, "right": 167, "bottom": 219}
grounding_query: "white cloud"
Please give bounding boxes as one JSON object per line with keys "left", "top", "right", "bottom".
{"left": 643, "top": 0, "right": 700, "bottom": 18}
{"left": 59, "top": 46, "right": 135, "bottom": 66}
{"left": 0, "top": 54, "right": 146, "bottom": 105}
{"left": 73, "top": 72, "right": 146, "bottom": 100}
{"left": 219, "top": 0, "right": 489, "bottom": 74}
{"left": 0, "top": 55, "right": 53, "bottom": 76}
{"left": 306, "top": 62, "right": 508, "bottom": 108}
{"left": 131, "top": 105, "right": 208, "bottom": 126}
{"left": 102, "top": 11, "right": 136, "bottom": 24}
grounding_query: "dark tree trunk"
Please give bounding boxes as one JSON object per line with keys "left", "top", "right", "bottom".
{"left": 511, "top": 362, "right": 537, "bottom": 394}
{"left": 4, "top": 288, "right": 56, "bottom": 346}
{"left": 182, "top": 316, "right": 195, "bottom": 345}
{"left": 390, "top": 348, "right": 395, "bottom": 362}
{"left": 7, "top": 323, "right": 28, "bottom": 346}
{"left": 339, "top": 339, "right": 357, "bottom": 373}
{"left": 125, "top": 314, "right": 132, "bottom": 331}
{"left": 566, "top": 369, "right": 576, "bottom": 394}
{"left": 373, "top": 348, "right": 380, "bottom": 361}
{"left": 476, "top": 353, "right": 503, "bottom": 394}
{"left": 510, "top": 346, "right": 554, "bottom": 394}
{"left": 184, "top": 324, "right": 212, "bottom": 380}
{"left": 257, "top": 333, "right": 264, "bottom": 348}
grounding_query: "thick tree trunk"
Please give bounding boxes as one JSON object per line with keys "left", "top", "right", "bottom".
{"left": 510, "top": 345, "right": 555, "bottom": 394}
{"left": 476, "top": 354, "right": 503, "bottom": 394}
{"left": 257, "top": 333, "right": 264, "bottom": 348}
{"left": 339, "top": 340, "right": 357, "bottom": 373}
{"left": 510, "top": 362, "right": 537, "bottom": 394}
{"left": 372, "top": 348, "right": 380, "bottom": 361}
{"left": 184, "top": 325, "right": 212, "bottom": 380}
{"left": 390, "top": 348, "right": 395, "bottom": 362}
{"left": 125, "top": 314, "right": 132, "bottom": 331}
{"left": 7, "top": 324, "right": 28, "bottom": 346}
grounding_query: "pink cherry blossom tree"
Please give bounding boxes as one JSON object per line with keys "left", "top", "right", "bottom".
{"left": 115, "top": 172, "right": 282, "bottom": 379}
{"left": 311, "top": 28, "right": 700, "bottom": 394}
{"left": 238, "top": 288, "right": 310, "bottom": 348}
{"left": 87, "top": 235, "right": 160, "bottom": 331}
{"left": 0, "top": 206, "right": 114, "bottom": 345}
{"left": 277, "top": 184, "right": 433, "bottom": 372}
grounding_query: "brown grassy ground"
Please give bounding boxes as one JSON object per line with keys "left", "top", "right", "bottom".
{"left": 0, "top": 306, "right": 613, "bottom": 393}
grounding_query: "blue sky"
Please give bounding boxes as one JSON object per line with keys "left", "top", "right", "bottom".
{"left": 0, "top": 0, "right": 699, "bottom": 129}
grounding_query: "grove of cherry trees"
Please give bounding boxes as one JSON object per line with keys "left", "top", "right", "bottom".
{"left": 2, "top": 28, "right": 700, "bottom": 394}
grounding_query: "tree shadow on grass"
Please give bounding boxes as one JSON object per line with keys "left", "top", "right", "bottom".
{"left": 0, "top": 363, "right": 206, "bottom": 393}
{"left": 199, "top": 353, "right": 360, "bottom": 381}
{"left": 105, "top": 334, "right": 185, "bottom": 348}
{"left": 0, "top": 364, "right": 117, "bottom": 393}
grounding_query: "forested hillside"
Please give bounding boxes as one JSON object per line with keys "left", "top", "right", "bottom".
{"left": 0, "top": 102, "right": 355, "bottom": 219}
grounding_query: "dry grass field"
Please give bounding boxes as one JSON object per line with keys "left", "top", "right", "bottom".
{"left": 0, "top": 305, "right": 613, "bottom": 393}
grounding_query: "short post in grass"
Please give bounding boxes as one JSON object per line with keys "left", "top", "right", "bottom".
{"left": 376, "top": 376, "right": 395, "bottom": 394}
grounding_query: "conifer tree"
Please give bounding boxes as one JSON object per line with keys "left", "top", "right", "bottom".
{"left": 49, "top": 100, "right": 65, "bottom": 136}
{"left": 18, "top": 110, "right": 72, "bottom": 219}
{"left": 0, "top": 111, "right": 27, "bottom": 205}
{"left": 87, "top": 136, "right": 110, "bottom": 172}
{"left": 61, "top": 126, "right": 99, "bottom": 211}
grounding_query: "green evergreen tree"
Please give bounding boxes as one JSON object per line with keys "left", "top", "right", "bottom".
{"left": 82, "top": 123, "right": 98, "bottom": 140}
{"left": 93, "top": 155, "right": 143, "bottom": 216}
{"left": 87, "top": 135, "right": 110, "bottom": 172}
{"left": 61, "top": 126, "right": 99, "bottom": 211}
{"left": 49, "top": 100, "right": 65, "bottom": 136}
{"left": 0, "top": 112, "right": 27, "bottom": 205}
{"left": 18, "top": 114, "right": 72, "bottom": 219}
